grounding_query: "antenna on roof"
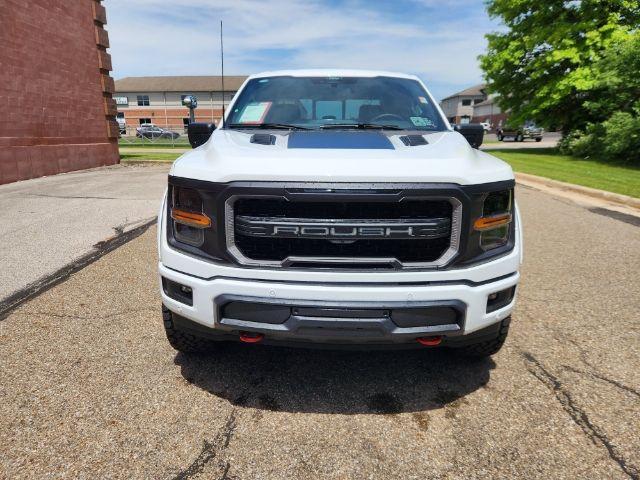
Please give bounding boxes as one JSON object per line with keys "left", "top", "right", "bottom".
{"left": 220, "top": 20, "right": 225, "bottom": 124}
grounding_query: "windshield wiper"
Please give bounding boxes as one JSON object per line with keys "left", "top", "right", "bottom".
{"left": 226, "top": 123, "right": 310, "bottom": 130}
{"left": 320, "top": 123, "right": 404, "bottom": 130}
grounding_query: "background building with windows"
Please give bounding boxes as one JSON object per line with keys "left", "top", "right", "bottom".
{"left": 114, "top": 76, "right": 248, "bottom": 133}
{"left": 439, "top": 84, "right": 487, "bottom": 124}
{"left": 471, "top": 95, "right": 507, "bottom": 130}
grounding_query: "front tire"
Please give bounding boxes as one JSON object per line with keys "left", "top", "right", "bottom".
{"left": 535, "top": 137, "right": 542, "bottom": 142}
{"left": 497, "top": 133, "right": 504, "bottom": 141}
{"left": 455, "top": 317, "right": 510, "bottom": 358}
{"left": 516, "top": 134, "right": 524, "bottom": 142}
{"left": 162, "top": 305, "right": 213, "bottom": 353}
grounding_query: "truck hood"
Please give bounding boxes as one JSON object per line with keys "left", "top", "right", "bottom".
{"left": 170, "top": 129, "right": 514, "bottom": 185}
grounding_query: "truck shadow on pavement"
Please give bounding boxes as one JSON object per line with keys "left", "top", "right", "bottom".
{"left": 175, "top": 345, "right": 495, "bottom": 414}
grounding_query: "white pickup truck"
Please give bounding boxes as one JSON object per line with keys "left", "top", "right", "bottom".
{"left": 158, "top": 70, "right": 522, "bottom": 357}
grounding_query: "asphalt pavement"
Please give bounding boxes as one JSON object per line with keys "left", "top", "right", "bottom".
{"left": 1, "top": 171, "right": 639, "bottom": 478}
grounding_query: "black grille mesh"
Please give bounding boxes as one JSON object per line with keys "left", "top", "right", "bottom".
{"left": 232, "top": 198, "right": 452, "bottom": 265}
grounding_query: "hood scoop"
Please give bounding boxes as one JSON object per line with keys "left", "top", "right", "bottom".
{"left": 288, "top": 131, "right": 394, "bottom": 149}
{"left": 250, "top": 133, "right": 276, "bottom": 145}
{"left": 399, "top": 135, "right": 428, "bottom": 147}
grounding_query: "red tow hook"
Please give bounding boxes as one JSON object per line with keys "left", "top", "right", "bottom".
{"left": 417, "top": 335, "right": 442, "bottom": 346}
{"left": 239, "top": 332, "right": 264, "bottom": 344}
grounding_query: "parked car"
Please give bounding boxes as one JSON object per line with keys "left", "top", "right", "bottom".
{"left": 479, "top": 121, "right": 492, "bottom": 132}
{"left": 158, "top": 69, "right": 521, "bottom": 358}
{"left": 497, "top": 123, "right": 543, "bottom": 142}
{"left": 136, "top": 124, "right": 180, "bottom": 139}
{"left": 116, "top": 113, "right": 126, "bottom": 135}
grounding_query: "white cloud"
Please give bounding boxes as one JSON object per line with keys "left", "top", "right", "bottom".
{"left": 104, "top": 0, "right": 494, "bottom": 99}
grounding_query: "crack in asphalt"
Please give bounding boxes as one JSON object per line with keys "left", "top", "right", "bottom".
{"left": 562, "top": 365, "right": 640, "bottom": 399}
{"left": 171, "top": 373, "right": 271, "bottom": 479}
{"left": 0, "top": 217, "right": 157, "bottom": 321}
{"left": 561, "top": 335, "right": 601, "bottom": 369}
{"left": 558, "top": 336, "right": 640, "bottom": 398}
{"left": 172, "top": 409, "right": 238, "bottom": 480}
{"left": 521, "top": 351, "right": 639, "bottom": 480}
{"left": 219, "top": 462, "right": 234, "bottom": 480}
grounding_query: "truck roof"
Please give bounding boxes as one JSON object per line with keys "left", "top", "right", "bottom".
{"left": 247, "top": 69, "right": 421, "bottom": 81}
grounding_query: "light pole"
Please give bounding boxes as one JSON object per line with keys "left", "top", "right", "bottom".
{"left": 182, "top": 95, "right": 198, "bottom": 124}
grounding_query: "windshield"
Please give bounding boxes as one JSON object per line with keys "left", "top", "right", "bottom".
{"left": 225, "top": 76, "right": 447, "bottom": 131}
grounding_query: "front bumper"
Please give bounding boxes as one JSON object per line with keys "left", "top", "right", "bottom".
{"left": 159, "top": 262, "right": 518, "bottom": 345}
{"left": 158, "top": 189, "right": 522, "bottom": 346}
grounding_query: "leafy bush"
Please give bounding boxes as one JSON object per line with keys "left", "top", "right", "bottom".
{"left": 560, "top": 109, "right": 640, "bottom": 165}
{"left": 558, "top": 130, "right": 596, "bottom": 158}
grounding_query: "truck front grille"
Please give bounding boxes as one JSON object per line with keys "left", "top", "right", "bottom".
{"left": 226, "top": 195, "right": 461, "bottom": 269}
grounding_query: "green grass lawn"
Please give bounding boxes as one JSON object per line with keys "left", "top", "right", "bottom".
{"left": 119, "top": 138, "right": 190, "bottom": 147}
{"left": 488, "top": 148, "right": 640, "bottom": 198}
{"left": 119, "top": 152, "right": 182, "bottom": 162}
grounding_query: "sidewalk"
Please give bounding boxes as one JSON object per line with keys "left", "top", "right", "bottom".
{"left": 0, "top": 164, "right": 170, "bottom": 304}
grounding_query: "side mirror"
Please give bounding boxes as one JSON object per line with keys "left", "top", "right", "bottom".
{"left": 187, "top": 122, "right": 215, "bottom": 148}
{"left": 453, "top": 123, "right": 484, "bottom": 148}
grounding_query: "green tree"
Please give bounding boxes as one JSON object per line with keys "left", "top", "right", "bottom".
{"left": 479, "top": 0, "right": 640, "bottom": 133}
{"left": 584, "top": 29, "right": 640, "bottom": 121}
{"left": 559, "top": 31, "right": 640, "bottom": 164}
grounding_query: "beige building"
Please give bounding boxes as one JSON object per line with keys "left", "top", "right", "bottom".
{"left": 472, "top": 95, "right": 508, "bottom": 130}
{"left": 114, "top": 76, "right": 248, "bottom": 132}
{"left": 439, "top": 84, "right": 487, "bottom": 124}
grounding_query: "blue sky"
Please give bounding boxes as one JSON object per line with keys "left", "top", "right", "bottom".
{"left": 105, "top": 0, "right": 499, "bottom": 101}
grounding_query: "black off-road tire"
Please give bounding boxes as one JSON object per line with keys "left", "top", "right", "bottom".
{"left": 455, "top": 317, "right": 511, "bottom": 358}
{"left": 497, "top": 133, "right": 504, "bottom": 141}
{"left": 162, "top": 305, "right": 213, "bottom": 353}
{"left": 535, "top": 137, "right": 542, "bottom": 142}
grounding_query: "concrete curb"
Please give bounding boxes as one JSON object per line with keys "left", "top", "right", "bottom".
{"left": 515, "top": 172, "right": 640, "bottom": 210}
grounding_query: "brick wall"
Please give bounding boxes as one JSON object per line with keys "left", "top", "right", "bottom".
{"left": 123, "top": 108, "right": 224, "bottom": 128}
{"left": 0, "top": 0, "right": 119, "bottom": 185}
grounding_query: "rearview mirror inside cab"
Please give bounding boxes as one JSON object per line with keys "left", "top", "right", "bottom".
{"left": 187, "top": 123, "right": 216, "bottom": 148}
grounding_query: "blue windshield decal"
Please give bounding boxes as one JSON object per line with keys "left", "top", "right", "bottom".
{"left": 287, "top": 131, "right": 394, "bottom": 149}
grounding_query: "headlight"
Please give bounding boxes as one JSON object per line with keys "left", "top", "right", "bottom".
{"left": 474, "top": 189, "right": 513, "bottom": 251}
{"left": 170, "top": 186, "right": 211, "bottom": 247}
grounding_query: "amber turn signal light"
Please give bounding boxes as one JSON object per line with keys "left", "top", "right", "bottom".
{"left": 171, "top": 208, "right": 212, "bottom": 228}
{"left": 474, "top": 213, "right": 512, "bottom": 231}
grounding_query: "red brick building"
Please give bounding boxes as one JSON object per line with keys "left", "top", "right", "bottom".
{"left": 0, "top": 0, "right": 119, "bottom": 185}
{"left": 114, "top": 76, "right": 247, "bottom": 134}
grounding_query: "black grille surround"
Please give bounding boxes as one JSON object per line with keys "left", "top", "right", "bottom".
{"left": 166, "top": 178, "right": 516, "bottom": 271}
